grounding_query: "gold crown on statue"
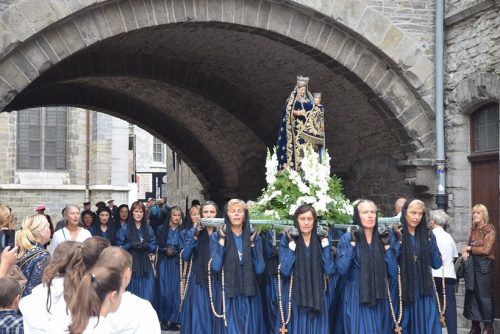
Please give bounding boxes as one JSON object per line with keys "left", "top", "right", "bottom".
{"left": 313, "top": 92, "right": 322, "bottom": 99}
{"left": 296, "top": 75, "right": 310, "bottom": 87}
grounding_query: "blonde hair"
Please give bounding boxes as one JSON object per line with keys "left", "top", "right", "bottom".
{"left": 227, "top": 199, "right": 246, "bottom": 211}
{"left": 16, "top": 214, "right": 50, "bottom": 257}
{"left": 0, "top": 204, "right": 13, "bottom": 229}
{"left": 472, "top": 203, "right": 489, "bottom": 227}
{"left": 407, "top": 199, "right": 426, "bottom": 213}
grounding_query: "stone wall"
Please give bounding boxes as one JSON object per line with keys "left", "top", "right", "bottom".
{"left": 165, "top": 147, "right": 203, "bottom": 210}
{"left": 362, "top": 0, "right": 436, "bottom": 58}
{"left": 444, "top": 3, "right": 500, "bottom": 245}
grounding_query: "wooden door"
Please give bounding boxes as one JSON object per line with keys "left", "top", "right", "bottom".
{"left": 471, "top": 154, "right": 500, "bottom": 316}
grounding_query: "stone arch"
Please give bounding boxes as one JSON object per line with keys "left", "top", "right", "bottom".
{"left": 0, "top": 0, "right": 436, "bottom": 200}
{"left": 447, "top": 72, "right": 500, "bottom": 115}
{"left": 0, "top": 0, "right": 433, "bottom": 149}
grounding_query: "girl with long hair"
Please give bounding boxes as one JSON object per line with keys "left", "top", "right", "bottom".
{"left": 68, "top": 265, "right": 123, "bottom": 334}
{"left": 19, "top": 237, "right": 110, "bottom": 333}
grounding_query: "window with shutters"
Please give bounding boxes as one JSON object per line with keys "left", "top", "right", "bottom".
{"left": 17, "top": 107, "right": 67, "bottom": 171}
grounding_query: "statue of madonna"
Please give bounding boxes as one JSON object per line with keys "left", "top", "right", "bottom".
{"left": 277, "top": 76, "right": 325, "bottom": 171}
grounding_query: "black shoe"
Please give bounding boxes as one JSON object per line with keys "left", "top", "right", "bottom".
{"left": 168, "top": 323, "right": 180, "bottom": 331}
{"left": 160, "top": 322, "right": 169, "bottom": 330}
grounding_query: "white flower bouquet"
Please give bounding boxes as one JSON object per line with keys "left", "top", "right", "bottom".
{"left": 250, "top": 145, "right": 352, "bottom": 224}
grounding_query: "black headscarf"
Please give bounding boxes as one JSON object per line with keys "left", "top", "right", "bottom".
{"left": 353, "top": 201, "right": 387, "bottom": 307}
{"left": 223, "top": 204, "right": 256, "bottom": 298}
{"left": 126, "top": 208, "right": 151, "bottom": 277}
{"left": 293, "top": 205, "right": 324, "bottom": 313}
{"left": 113, "top": 204, "right": 129, "bottom": 230}
{"left": 157, "top": 206, "right": 184, "bottom": 249}
{"left": 94, "top": 206, "right": 116, "bottom": 245}
{"left": 195, "top": 202, "right": 219, "bottom": 286}
{"left": 400, "top": 198, "right": 433, "bottom": 304}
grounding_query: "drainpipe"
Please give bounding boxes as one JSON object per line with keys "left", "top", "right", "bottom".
{"left": 435, "top": 0, "right": 447, "bottom": 211}
{"left": 85, "top": 110, "right": 90, "bottom": 201}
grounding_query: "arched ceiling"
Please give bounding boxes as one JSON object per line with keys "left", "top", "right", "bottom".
{"left": 5, "top": 19, "right": 430, "bottom": 201}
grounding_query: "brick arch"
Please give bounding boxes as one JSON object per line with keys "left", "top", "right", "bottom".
{"left": 0, "top": 0, "right": 434, "bottom": 156}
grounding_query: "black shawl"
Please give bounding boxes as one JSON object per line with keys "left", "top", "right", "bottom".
{"left": 195, "top": 228, "right": 212, "bottom": 285}
{"left": 224, "top": 210, "right": 256, "bottom": 298}
{"left": 94, "top": 207, "right": 116, "bottom": 245}
{"left": 353, "top": 203, "right": 387, "bottom": 307}
{"left": 400, "top": 199, "right": 433, "bottom": 304}
{"left": 294, "top": 216, "right": 324, "bottom": 312}
{"left": 157, "top": 206, "right": 183, "bottom": 249}
{"left": 126, "top": 214, "right": 151, "bottom": 277}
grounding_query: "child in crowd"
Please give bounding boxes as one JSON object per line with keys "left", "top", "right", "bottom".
{"left": 0, "top": 277, "right": 23, "bottom": 333}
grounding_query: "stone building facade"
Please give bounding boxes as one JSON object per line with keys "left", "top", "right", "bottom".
{"left": 0, "top": 108, "right": 202, "bottom": 220}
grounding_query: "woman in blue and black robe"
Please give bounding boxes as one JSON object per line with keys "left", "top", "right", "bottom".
{"left": 156, "top": 206, "right": 185, "bottom": 330}
{"left": 210, "top": 199, "right": 266, "bottom": 334}
{"left": 91, "top": 206, "right": 117, "bottom": 245}
{"left": 181, "top": 201, "right": 224, "bottom": 334}
{"left": 261, "top": 229, "right": 282, "bottom": 334}
{"left": 397, "top": 199, "right": 442, "bottom": 334}
{"left": 335, "top": 200, "right": 397, "bottom": 333}
{"left": 275, "top": 204, "right": 334, "bottom": 334}
{"left": 116, "top": 200, "right": 156, "bottom": 303}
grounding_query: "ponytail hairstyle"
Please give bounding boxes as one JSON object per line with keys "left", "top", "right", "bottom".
{"left": 63, "top": 237, "right": 110, "bottom": 306}
{"left": 16, "top": 214, "right": 50, "bottom": 257}
{"left": 94, "top": 246, "right": 133, "bottom": 289}
{"left": 43, "top": 237, "right": 110, "bottom": 311}
{"left": 0, "top": 203, "right": 13, "bottom": 229}
{"left": 43, "top": 241, "right": 80, "bottom": 313}
{"left": 69, "top": 265, "right": 123, "bottom": 334}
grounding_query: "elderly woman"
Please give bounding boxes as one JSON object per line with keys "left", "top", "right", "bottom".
{"left": 276, "top": 204, "right": 334, "bottom": 334}
{"left": 429, "top": 210, "right": 458, "bottom": 334}
{"left": 395, "top": 199, "right": 442, "bottom": 334}
{"left": 15, "top": 214, "right": 51, "bottom": 296}
{"left": 336, "top": 200, "right": 397, "bottom": 333}
{"left": 49, "top": 204, "right": 92, "bottom": 255}
{"left": 462, "top": 204, "right": 496, "bottom": 334}
{"left": 210, "top": 199, "right": 266, "bottom": 333}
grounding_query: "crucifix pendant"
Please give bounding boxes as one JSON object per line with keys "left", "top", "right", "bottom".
{"left": 280, "top": 326, "right": 288, "bottom": 334}
{"left": 440, "top": 315, "right": 446, "bottom": 328}
{"left": 394, "top": 325, "right": 402, "bottom": 334}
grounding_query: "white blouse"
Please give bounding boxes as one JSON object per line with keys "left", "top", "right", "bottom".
{"left": 49, "top": 227, "right": 92, "bottom": 255}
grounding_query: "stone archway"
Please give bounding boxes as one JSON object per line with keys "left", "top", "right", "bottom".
{"left": 0, "top": 0, "right": 436, "bottom": 200}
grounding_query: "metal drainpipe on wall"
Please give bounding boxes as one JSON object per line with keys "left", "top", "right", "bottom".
{"left": 435, "top": 0, "right": 448, "bottom": 210}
